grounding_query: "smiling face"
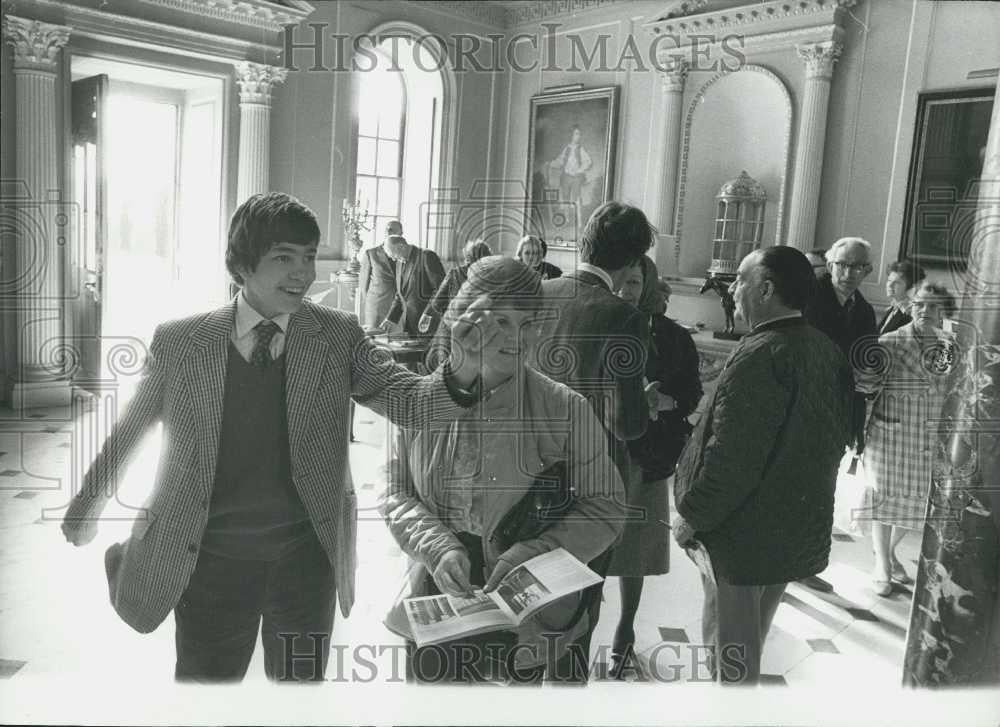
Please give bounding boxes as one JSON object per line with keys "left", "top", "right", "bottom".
{"left": 616, "top": 265, "right": 644, "bottom": 306}
{"left": 518, "top": 239, "right": 543, "bottom": 270}
{"left": 239, "top": 241, "right": 317, "bottom": 318}
{"left": 481, "top": 304, "right": 538, "bottom": 383}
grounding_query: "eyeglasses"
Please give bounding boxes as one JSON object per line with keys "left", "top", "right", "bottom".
{"left": 831, "top": 260, "right": 872, "bottom": 274}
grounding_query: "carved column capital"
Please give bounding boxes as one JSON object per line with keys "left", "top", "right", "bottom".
{"left": 2, "top": 15, "right": 70, "bottom": 71}
{"left": 234, "top": 61, "right": 288, "bottom": 105}
{"left": 796, "top": 41, "right": 843, "bottom": 81}
{"left": 660, "top": 58, "right": 689, "bottom": 93}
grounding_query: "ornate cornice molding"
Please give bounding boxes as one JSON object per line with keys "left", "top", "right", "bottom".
{"left": 234, "top": 61, "right": 288, "bottom": 104}
{"left": 2, "top": 15, "right": 70, "bottom": 71}
{"left": 408, "top": 0, "right": 637, "bottom": 30}
{"left": 137, "top": 0, "right": 314, "bottom": 32}
{"left": 645, "top": 0, "right": 856, "bottom": 39}
{"left": 796, "top": 40, "right": 843, "bottom": 80}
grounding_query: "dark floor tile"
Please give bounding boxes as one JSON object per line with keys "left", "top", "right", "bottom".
{"left": 845, "top": 607, "right": 880, "bottom": 622}
{"left": 658, "top": 626, "right": 689, "bottom": 643}
{"left": 13, "top": 491, "right": 37, "bottom": 499}
{"left": 759, "top": 673, "right": 787, "bottom": 686}
{"left": 831, "top": 533, "right": 854, "bottom": 542}
{"left": 806, "top": 638, "right": 840, "bottom": 654}
{"left": 0, "top": 470, "right": 20, "bottom": 477}
{"left": 0, "top": 659, "right": 27, "bottom": 678}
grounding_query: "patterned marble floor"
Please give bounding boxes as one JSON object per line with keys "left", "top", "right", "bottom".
{"left": 0, "top": 400, "right": 921, "bottom": 691}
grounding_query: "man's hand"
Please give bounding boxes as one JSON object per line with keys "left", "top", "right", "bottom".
{"left": 484, "top": 547, "right": 535, "bottom": 592}
{"left": 432, "top": 549, "right": 475, "bottom": 598}
{"left": 672, "top": 515, "right": 695, "bottom": 548}
{"left": 449, "top": 295, "right": 503, "bottom": 389}
{"left": 62, "top": 517, "right": 98, "bottom": 547}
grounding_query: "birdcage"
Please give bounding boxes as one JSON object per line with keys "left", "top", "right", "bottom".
{"left": 708, "top": 170, "right": 766, "bottom": 277}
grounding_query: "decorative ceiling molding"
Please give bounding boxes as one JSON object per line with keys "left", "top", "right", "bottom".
{"left": 407, "top": 0, "right": 638, "bottom": 30}
{"left": 645, "top": 0, "right": 856, "bottom": 39}
{"left": 136, "top": 0, "right": 314, "bottom": 32}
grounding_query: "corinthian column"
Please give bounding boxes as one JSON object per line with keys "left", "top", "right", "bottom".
{"left": 234, "top": 62, "right": 287, "bottom": 203}
{"left": 785, "top": 41, "right": 842, "bottom": 250}
{"left": 3, "top": 15, "right": 72, "bottom": 409}
{"left": 646, "top": 58, "right": 688, "bottom": 272}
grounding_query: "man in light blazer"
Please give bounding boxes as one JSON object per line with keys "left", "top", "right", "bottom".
{"left": 61, "top": 193, "right": 488, "bottom": 683}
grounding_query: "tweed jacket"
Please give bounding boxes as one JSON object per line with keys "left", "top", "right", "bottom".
{"left": 674, "top": 317, "right": 854, "bottom": 585}
{"left": 65, "top": 300, "right": 468, "bottom": 634}
{"left": 358, "top": 246, "right": 397, "bottom": 328}
{"left": 538, "top": 271, "right": 649, "bottom": 472}
{"left": 859, "top": 323, "right": 961, "bottom": 522}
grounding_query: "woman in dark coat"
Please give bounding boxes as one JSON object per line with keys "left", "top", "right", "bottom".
{"left": 607, "top": 257, "right": 703, "bottom": 671}
{"left": 879, "top": 259, "right": 925, "bottom": 335}
{"left": 419, "top": 239, "right": 492, "bottom": 360}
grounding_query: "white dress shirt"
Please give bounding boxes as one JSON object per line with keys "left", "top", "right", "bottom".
{"left": 231, "top": 292, "right": 290, "bottom": 362}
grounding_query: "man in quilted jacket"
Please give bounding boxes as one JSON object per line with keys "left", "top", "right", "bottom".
{"left": 60, "top": 193, "right": 489, "bottom": 683}
{"left": 673, "top": 246, "right": 854, "bottom": 685}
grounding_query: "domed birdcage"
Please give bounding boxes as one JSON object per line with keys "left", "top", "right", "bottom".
{"left": 708, "top": 170, "right": 767, "bottom": 277}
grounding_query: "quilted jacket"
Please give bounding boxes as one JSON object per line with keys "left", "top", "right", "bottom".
{"left": 674, "top": 317, "right": 854, "bottom": 585}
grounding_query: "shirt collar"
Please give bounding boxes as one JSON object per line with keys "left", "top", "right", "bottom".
{"left": 750, "top": 311, "right": 802, "bottom": 333}
{"left": 576, "top": 263, "right": 614, "bottom": 291}
{"left": 235, "top": 291, "right": 290, "bottom": 339}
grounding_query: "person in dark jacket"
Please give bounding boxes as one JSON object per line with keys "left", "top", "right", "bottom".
{"left": 418, "top": 238, "right": 492, "bottom": 342}
{"left": 516, "top": 234, "right": 562, "bottom": 280}
{"left": 673, "top": 246, "right": 854, "bottom": 685}
{"left": 879, "top": 259, "right": 925, "bottom": 335}
{"left": 607, "top": 261, "right": 703, "bottom": 674}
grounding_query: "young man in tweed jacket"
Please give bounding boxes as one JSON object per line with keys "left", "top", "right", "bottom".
{"left": 61, "top": 193, "right": 487, "bottom": 683}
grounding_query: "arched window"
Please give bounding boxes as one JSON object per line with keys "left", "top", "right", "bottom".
{"left": 352, "top": 29, "right": 452, "bottom": 252}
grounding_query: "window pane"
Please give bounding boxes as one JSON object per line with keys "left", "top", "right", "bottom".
{"left": 355, "top": 176, "right": 377, "bottom": 214}
{"left": 359, "top": 91, "right": 378, "bottom": 136}
{"left": 377, "top": 178, "right": 400, "bottom": 215}
{"left": 356, "top": 137, "right": 376, "bottom": 176}
{"left": 377, "top": 139, "right": 400, "bottom": 177}
{"left": 377, "top": 73, "right": 403, "bottom": 140}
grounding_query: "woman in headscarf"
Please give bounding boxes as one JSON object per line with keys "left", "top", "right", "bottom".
{"left": 381, "top": 256, "right": 624, "bottom": 683}
{"left": 607, "top": 255, "right": 703, "bottom": 674}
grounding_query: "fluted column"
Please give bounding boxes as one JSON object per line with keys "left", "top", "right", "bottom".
{"left": 902, "top": 80, "right": 1000, "bottom": 687}
{"left": 234, "top": 62, "right": 287, "bottom": 203}
{"left": 785, "top": 41, "right": 842, "bottom": 250}
{"left": 3, "top": 15, "right": 72, "bottom": 409}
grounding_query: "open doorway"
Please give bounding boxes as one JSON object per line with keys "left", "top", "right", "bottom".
{"left": 70, "top": 57, "right": 227, "bottom": 396}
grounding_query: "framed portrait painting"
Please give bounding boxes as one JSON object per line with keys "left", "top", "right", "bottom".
{"left": 901, "top": 88, "right": 994, "bottom": 267}
{"left": 525, "top": 86, "right": 619, "bottom": 249}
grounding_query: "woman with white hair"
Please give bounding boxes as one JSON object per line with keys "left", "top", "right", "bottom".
{"left": 380, "top": 256, "right": 624, "bottom": 683}
{"left": 859, "top": 282, "right": 961, "bottom": 596}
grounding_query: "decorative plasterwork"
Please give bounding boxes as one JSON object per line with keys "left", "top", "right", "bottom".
{"left": 646, "top": 0, "right": 857, "bottom": 37}
{"left": 137, "top": 0, "right": 314, "bottom": 32}
{"left": 234, "top": 61, "right": 288, "bottom": 104}
{"left": 2, "top": 15, "right": 70, "bottom": 71}
{"left": 797, "top": 40, "right": 843, "bottom": 80}
{"left": 408, "top": 0, "right": 637, "bottom": 30}
{"left": 660, "top": 57, "right": 689, "bottom": 92}
{"left": 672, "top": 64, "right": 792, "bottom": 265}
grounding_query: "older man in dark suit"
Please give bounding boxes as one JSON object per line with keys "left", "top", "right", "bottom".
{"left": 358, "top": 220, "right": 402, "bottom": 329}
{"left": 382, "top": 234, "right": 445, "bottom": 336}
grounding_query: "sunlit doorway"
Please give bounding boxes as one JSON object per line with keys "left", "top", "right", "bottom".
{"left": 70, "top": 58, "right": 227, "bottom": 399}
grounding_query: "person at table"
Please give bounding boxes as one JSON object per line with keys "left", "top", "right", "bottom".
{"left": 381, "top": 234, "right": 445, "bottom": 336}
{"left": 380, "top": 256, "right": 624, "bottom": 683}
{"left": 516, "top": 234, "right": 562, "bottom": 281}
{"left": 418, "top": 238, "right": 492, "bottom": 340}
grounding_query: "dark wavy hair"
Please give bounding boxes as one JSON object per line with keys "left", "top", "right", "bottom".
{"left": 887, "top": 259, "right": 926, "bottom": 290}
{"left": 225, "top": 193, "right": 319, "bottom": 285}
{"left": 578, "top": 202, "right": 655, "bottom": 271}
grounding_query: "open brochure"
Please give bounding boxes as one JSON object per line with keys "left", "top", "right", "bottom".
{"left": 684, "top": 539, "right": 716, "bottom": 586}
{"left": 402, "top": 548, "right": 603, "bottom": 648}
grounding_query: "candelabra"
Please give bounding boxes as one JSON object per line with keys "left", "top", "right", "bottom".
{"left": 341, "top": 198, "right": 372, "bottom": 276}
